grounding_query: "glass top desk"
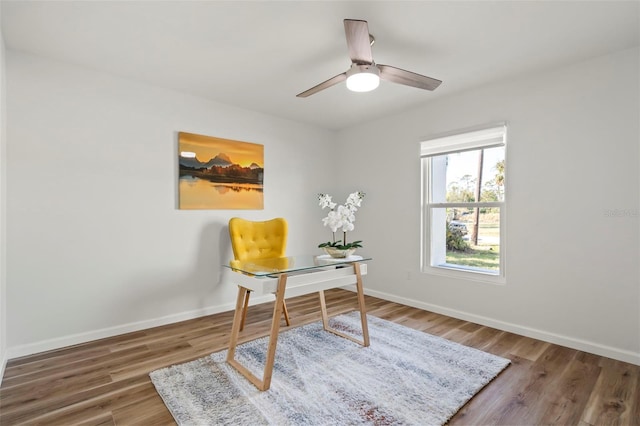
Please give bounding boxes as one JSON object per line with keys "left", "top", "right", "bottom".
{"left": 223, "top": 254, "right": 371, "bottom": 391}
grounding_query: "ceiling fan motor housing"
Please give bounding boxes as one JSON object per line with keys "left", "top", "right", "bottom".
{"left": 346, "top": 63, "right": 379, "bottom": 77}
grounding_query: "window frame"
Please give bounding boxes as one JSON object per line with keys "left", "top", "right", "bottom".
{"left": 420, "top": 124, "right": 507, "bottom": 284}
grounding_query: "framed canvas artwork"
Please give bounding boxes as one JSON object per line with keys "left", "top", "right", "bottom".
{"left": 178, "top": 132, "right": 264, "bottom": 209}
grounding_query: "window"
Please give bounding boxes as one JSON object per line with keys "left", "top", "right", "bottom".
{"left": 421, "top": 125, "right": 506, "bottom": 280}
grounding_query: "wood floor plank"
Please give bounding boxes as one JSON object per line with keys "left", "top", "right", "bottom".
{"left": 486, "top": 329, "right": 525, "bottom": 358}
{"left": 490, "top": 345, "right": 579, "bottom": 424}
{"left": 0, "top": 366, "right": 112, "bottom": 415}
{"left": 5, "top": 332, "right": 148, "bottom": 369}
{"left": 21, "top": 382, "right": 154, "bottom": 425}
{"left": 510, "top": 335, "right": 551, "bottom": 362}
{"left": 0, "top": 376, "right": 147, "bottom": 425}
{"left": 76, "top": 413, "right": 116, "bottom": 426}
{"left": 1, "top": 288, "right": 638, "bottom": 426}
{"left": 2, "top": 347, "right": 112, "bottom": 382}
{"left": 459, "top": 326, "right": 504, "bottom": 352}
{"left": 539, "top": 352, "right": 602, "bottom": 425}
{"left": 1, "top": 345, "right": 148, "bottom": 391}
{"left": 449, "top": 355, "right": 532, "bottom": 425}
{"left": 419, "top": 314, "right": 463, "bottom": 335}
{"left": 581, "top": 357, "right": 640, "bottom": 425}
{"left": 438, "top": 324, "right": 472, "bottom": 343}
{"left": 633, "top": 368, "right": 640, "bottom": 426}
{"left": 111, "top": 392, "right": 173, "bottom": 425}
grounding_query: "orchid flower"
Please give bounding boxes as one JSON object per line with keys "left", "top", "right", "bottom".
{"left": 318, "top": 191, "right": 365, "bottom": 249}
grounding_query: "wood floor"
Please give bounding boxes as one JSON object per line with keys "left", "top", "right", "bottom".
{"left": 1, "top": 289, "right": 638, "bottom": 425}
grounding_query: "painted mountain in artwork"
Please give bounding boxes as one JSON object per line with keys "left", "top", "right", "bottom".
{"left": 179, "top": 155, "right": 206, "bottom": 169}
{"left": 179, "top": 153, "right": 234, "bottom": 169}
{"left": 179, "top": 152, "right": 263, "bottom": 185}
{"left": 205, "top": 153, "right": 233, "bottom": 168}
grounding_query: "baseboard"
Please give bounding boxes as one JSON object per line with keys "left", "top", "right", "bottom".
{"left": 0, "top": 349, "right": 7, "bottom": 386}
{"left": 6, "top": 294, "right": 275, "bottom": 360}
{"left": 7, "top": 287, "right": 639, "bottom": 366}
{"left": 348, "top": 286, "right": 640, "bottom": 366}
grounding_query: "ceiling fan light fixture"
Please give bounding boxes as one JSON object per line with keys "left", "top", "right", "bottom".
{"left": 346, "top": 64, "right": 380, "bottom": 92}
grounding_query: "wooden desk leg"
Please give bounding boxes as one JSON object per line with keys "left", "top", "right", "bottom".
{"left": 353, "top": 262, "right": 370, "bottom": 347}
{"left": 239, "top": 290, "right": 251, "bottom": 331}
{"left": 227, "top": 274, "right": 288, "bottom": 391}
{"left": 318, "top": 262, "right": 370, "bottom": 347}
{"left": 261, "top": 274, "right": 288, "bottom": 389}
{"left": 227, "top": 285, "right": 249, "bottom": 362}
{"left": 318, "top": 290, "right": 330, "bottom": 330}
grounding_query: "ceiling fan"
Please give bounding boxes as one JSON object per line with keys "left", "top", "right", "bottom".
{"left": 297, "top": 19, "right": 442, "bottom": 98}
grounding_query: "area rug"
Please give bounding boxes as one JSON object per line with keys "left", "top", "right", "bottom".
{"left": 150, "top": 312, "right": 510, "bottom": 425}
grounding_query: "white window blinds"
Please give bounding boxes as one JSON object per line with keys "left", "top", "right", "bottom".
{"left": 420, "top": 125, "right": 506, "bottom": 157}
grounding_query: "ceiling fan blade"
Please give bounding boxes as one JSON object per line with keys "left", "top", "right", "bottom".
{"left": 296, "top": 72, "right": 347, "bottom": 98}
{"left": 344, "top": 19, "right": 373, "bottom": 65}
{"left": 378, "top": 64, "right": 442, "bottom": 91}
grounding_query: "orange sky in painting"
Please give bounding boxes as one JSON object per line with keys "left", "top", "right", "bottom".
{"left": 178, "top": 132, "right": 263, "bottom": 168}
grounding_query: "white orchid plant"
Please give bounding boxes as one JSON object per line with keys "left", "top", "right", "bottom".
{"left": 317, "top": 191, "right": 365, "bottom": 250}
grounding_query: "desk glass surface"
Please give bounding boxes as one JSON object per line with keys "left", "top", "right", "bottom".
{"left": 224, "top": 255, "right": 371, "bottom": 277}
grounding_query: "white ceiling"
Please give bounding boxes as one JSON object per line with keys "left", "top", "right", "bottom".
{"left": 1, "top": 1, "right": 638, "bottom": 130}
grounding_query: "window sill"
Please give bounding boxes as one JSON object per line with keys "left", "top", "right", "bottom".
{"left": 422, "top": 264, "right": 506, "bottom": 285}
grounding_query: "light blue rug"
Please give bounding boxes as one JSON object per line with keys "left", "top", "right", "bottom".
{"left": 150, "top": 312, "right": 510, "bottom": 425}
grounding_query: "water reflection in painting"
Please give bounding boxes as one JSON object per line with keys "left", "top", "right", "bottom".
{"left": 178, "top": 132, "right": 264, "bottom": 209}
{"left": 179, "top": 176, "right": 263, "bottom": 209}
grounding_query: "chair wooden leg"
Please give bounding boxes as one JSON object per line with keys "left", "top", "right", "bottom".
{"left": 239, "top": 290, "right": 251, "bottom": 331}
{"left": 282, "top": 300, "right": 291, "bottom": 326}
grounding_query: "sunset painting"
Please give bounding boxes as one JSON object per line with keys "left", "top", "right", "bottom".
{"left": 178, "top": 132, "right": 264, "bottom": 209}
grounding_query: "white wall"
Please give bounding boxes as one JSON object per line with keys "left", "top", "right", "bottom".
{"left": 336, "top": 47, "right": 640, "bottom": 364}
{"left": 0, "top": 9, "right": 8, "bottom": 378}
{"left": 4, "top": 46, "right": 639, "bottom": 366}
{"left": 5, "top": 51, "right": 334, "bottom": 357}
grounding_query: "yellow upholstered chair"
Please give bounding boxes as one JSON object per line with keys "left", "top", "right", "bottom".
{"left": 228, "top": 217, "right": 291, "bottom": 331}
